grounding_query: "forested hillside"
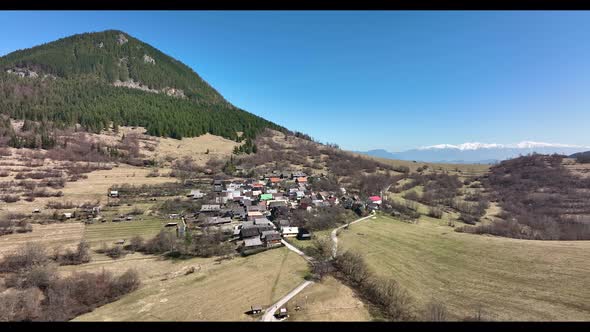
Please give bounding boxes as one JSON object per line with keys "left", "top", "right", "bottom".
{"left": 0, "top": 30, "right": 284, "bottom": 142}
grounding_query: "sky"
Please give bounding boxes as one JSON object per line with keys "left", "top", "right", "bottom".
{"left": 1, "top": 11, "right": 589, "bottom": 152}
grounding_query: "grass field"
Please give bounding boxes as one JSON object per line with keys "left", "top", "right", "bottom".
{"left": 285, "top": 276, "right": 372, "bottom": 321}
{"left": 83, "top": 217, "right": 169, "bottom": 248}
{"left": 73, "top": 247, "right": 309, "bottom": 321}
{"left": 338, "top": 214, "right": 590, "bottom": 321}
{"left": 0, "top": 222, "right": 84, "bottom": 259}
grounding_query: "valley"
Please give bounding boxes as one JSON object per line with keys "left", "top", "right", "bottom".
{"left": 0, "top": 27, "right": 589, "bottom": 323}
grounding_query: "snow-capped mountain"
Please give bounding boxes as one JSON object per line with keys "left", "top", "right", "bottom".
{"left": 357, "top": 141, "right": 590, "bottom": 164}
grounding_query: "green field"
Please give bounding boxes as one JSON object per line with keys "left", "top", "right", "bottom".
{"left": 84, "top": 217, "right": 169, "bottom": 248}
{"left": 73, "top": 247, "right": 309, "bottom": 321}
{"left": 339, "top": 214, "right": 590, "bottom": 321}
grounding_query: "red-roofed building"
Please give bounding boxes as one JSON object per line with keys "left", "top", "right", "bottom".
{"left": 369, "top": 196, "right": 382, "bottom": 205}
{"left": 296, "top": 177, "right": 307, "bottom": 184}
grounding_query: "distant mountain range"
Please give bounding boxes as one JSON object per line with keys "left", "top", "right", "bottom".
{"left": 356, "top": 141, "right": 590, "bottom": 164}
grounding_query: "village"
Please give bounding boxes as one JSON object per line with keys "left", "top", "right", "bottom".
{"left": 95, "top": 170, "right": 386, "bottom": 256}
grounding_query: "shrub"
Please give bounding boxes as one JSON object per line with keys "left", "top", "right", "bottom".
{"left": 0, "top": 243, "right": 49, "bottom": 273}
{"left": 427, "top": 206, "right": 443, "bottom": 219}
{"left": 1, "top": 195, "right": 20, "bottom": 203}
{"left": 54, "top": 241, "right": 91, "bottom": 265}
{"left": 127, "top": 236, "right": 144, "bottom": 252}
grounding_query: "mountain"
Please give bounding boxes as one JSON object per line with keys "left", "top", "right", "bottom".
{"left": 0, "top": 30, "right": 284, "bottom": 141}
{"left": 357, "top": 141, "right": 590, "bottom": 164}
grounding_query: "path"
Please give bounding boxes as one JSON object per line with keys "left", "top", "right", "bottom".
{"left": 261, "top": 280, "right": 314, "bottom": 321}
{"left": 331, "top": 213, "right": 374, "bottom": 258}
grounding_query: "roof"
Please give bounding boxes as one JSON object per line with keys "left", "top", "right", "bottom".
{"left": 369, "top": 196, "right": 382, "bottom": 201}
{"left": 241, "top": 227, "right": 261, "bottom": 238}
{"left": 254, "top": 218, "right": 273, "bottom": 227}
{"left": 203, "top": 217, "right": 232, "bottom": 225}
{"left": 261, "top": 231, "right": 281, "bottom": 241}
{"left": 244, "top": 237, "right": 263, "bottom": 247}
{"left": 247, "top": 211, "right": 264, "bottom": 218}
{"left": 269, "top": 177, "right": 280, "bottom": 183}
{"left": 260, "top": 194, "right": 273, "bottom": 200}
{"left": 201, "top": 204, "right": 221, "bottom": 212}
{"left": 281, "top": 226, "right": 299, "bottom": 234}
{"left": 268, "top": 200, "right": 288, "bottom": 208}
{"left": 296, "top": 177, "right": 308, "bottom": 182}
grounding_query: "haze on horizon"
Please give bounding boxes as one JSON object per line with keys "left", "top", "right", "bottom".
{"left": 1, "top": 11, "right": 589, "bottom": 151}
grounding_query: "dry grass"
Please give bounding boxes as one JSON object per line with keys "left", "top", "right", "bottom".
{"left": 83, "top": 217, "right": 169, "bottom": 249}
{"left": 0, "top": 222, "right": 84, "bottom": 259}
{"left": 153, "top": 133, "right": 240, "bottom": 166}
{"left": 285, "top": 276, "right": 372, "bottom": 321}
{"left": 339, "top": 214, "right": 590, "bottom": 321}
{"left": 72, "top": 247, "right": 309, "bottom": 321}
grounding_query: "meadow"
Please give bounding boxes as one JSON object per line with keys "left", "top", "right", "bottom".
{"left": 338, "top": 214, "right": 590, "bottom": 321}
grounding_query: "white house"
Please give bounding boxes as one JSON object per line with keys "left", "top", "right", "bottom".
{"left": 281, "top": 226, "right": 299, "bottom": 238}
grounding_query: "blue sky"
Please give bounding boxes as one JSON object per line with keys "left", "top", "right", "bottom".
{"left": 1, "top": 11, "right": 589, "bottom": 151}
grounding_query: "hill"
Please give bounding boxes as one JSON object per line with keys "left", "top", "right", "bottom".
{"left": 339, "top": 214, "right": 590, "bottom": 321}
{"left": 0, "top": 30, "right": 283, "bottom": 141}
{"left": 570, "top": 150, "right": 590, "bottom": 163}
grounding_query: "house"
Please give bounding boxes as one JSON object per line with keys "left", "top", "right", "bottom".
{"left": 165, "top": 222, "right": 178, "bottom": 227}
{"left": 260, "top": 193, "right": 273, "bottom": 201}
{"left": 281, "top": 226, "right": 299, "bottom": 238}
{"left": 247, "top": 211, "right": 264, "bottom": 219}
{"left": 187, "top": 189, "right": 204, "bottom": 199}
{"left": 240, "top": 226, "right": 261, "bottom": 239}
{"left": 242, "top": 237, "right": 264, "bottom": 250}
{"left": 277, "top": 307, "right": 288, "bottom": 318}
{"left": 295, "top": 177, "right": 308, "bottom": 184}
{"left": 62, "top": 212, "right": 73, "bottom": 220}
{"left": 368, "top": 196, "right": 382, "bottom": 205}
{"left": 109, "top": 190, "right": 119, "bottom": 198}
{"left": 268, "top": 177, "right": 281, "bottom": 186}
{"left": 231, "top": 206, "right": 247, "bottom": 220}
{"left": 297, "top": 228, "right": 312, "bottom": 240}
{"left": 367, "top": 203, "right": 380, "bottom": 211}
{"left": 32, "top": 208, "right": 41, "bottom": 213}
{"left": 203, "top": 216, "right": 232, "bottom": 227}
{"left": 200, "top": 205, "right": 221, "bottom": 213}
{"left": 261, "top": 230, "right": 282, "bottom": 247}
{"left": 250, "top": 305, "right": 262, "bottom": 314}
{"left": 268, "top": 200, "right": 288, "bottom": 209}
{"left": 251, "top": 183, "right": 264, "bottom": 190}
{"left": 291, "top": 172, "right": 307, "bottom": 179}
{"left": 254, "top": 218, "right": 275, "bottom": 229}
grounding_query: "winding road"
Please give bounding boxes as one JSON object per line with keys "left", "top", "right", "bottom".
{"left": 261, "top": 183, "right": 392, "bottom": 321}
{"left": 262, "top": 214, "right": 375, "bottom": 321}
